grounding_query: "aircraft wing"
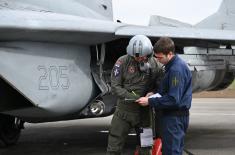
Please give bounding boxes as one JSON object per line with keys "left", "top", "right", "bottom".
{"left": 2, "top": 10, "right": 235, "bottom": 47}
{"left": 0, "top": 10, "right": 122, "bottom": 44}
{"left": 115, "top": 25, "right": 235, "bottom": 47}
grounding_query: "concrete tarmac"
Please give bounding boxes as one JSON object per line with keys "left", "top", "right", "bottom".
{"left": 185, "top": 98, "right": 235, "bottom": 155}
{"left": 0, "top": 98, "right": 235, "bottom": 155}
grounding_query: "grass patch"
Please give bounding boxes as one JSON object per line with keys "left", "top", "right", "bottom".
{"left": 228, "top": 80, "right": 235, "bottom": 89}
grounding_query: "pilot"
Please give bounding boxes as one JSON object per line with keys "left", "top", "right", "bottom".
{"left": 136, "top": 37, "right": 192, "bottom": 155}
{"left": 106, "top": 35, "right": 163, "bottom": 155}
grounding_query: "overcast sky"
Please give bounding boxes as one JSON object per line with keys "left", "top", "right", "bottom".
{"left": 112, "top": 0, "right": 223, "bottom": 25}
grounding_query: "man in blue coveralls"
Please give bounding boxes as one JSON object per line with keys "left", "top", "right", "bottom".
{"left": 136, "top": 37, "right": 192, "bottom": 155}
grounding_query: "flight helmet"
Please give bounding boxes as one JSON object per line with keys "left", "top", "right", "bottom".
{"left": 126, "top": 35, "right": 153, "bottom": 57}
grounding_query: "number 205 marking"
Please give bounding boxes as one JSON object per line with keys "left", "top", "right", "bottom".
{"left": 38, "top": 66, "right": 70, "bottom": 90}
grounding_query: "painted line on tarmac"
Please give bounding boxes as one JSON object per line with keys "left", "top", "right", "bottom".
{"left": 100, "top": 130, "right": 109, "bottom": 133}
{"left": 100, "top": 130, "right": 137, "bottom": 136}
{"left": 191, "top": 113, "right": 235, "bottom": 116}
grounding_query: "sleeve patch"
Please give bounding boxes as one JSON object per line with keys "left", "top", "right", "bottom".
{"left": 113, "top": 67, "right": 120, "bottom": 77}
{"left": 171, "top": 76, "right": 179, "bottom": 87}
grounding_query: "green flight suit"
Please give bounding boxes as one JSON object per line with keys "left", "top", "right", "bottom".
{"left": 107, "top": 55, "right": 163, "bottom": 155}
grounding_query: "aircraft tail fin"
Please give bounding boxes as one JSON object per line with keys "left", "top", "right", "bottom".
{"left": 149, "top": 15, "right": 192, "bottom": 27}
{"left": 218, "top": 0, "right": 235, "bottom": 14}
{"left": 195, "top": 0, "right": 235, "bottom": 30}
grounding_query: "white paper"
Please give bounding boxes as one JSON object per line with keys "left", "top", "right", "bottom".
{"left": 148, "top": 93, "right": 162, "bottom": 98}
{"left": 140, "top": 128, "right": 153, "bottom": 147}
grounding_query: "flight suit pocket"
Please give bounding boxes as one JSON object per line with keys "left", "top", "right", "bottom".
{"left": 115, "top": 110, "right": 128, "bottom": 121}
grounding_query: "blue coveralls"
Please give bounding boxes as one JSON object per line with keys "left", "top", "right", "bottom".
{"left": 148, "top": 55, "right": 192, "bottom": 155}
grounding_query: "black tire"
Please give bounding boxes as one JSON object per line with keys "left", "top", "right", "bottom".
{"left": 0, "top": 115, "right": 21, "bottom": 146}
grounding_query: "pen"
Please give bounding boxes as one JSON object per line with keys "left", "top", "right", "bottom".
{"left": 132, "top": 91, "right": 137, "bottom": 96}
{"left": 124, "top": 98, "right": 136, "bottom": 101}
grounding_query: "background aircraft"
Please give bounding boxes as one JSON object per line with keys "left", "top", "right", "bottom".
{"left": 0, "top": 0, "right": 234, "bottom": 146}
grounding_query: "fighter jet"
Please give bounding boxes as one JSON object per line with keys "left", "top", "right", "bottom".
{"left": 0, "top": 0, "right": 234, "bottom": 146}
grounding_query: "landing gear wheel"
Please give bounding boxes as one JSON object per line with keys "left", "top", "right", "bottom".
{"left": 0, "top": 114, "right": 24, "bottom": 146}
